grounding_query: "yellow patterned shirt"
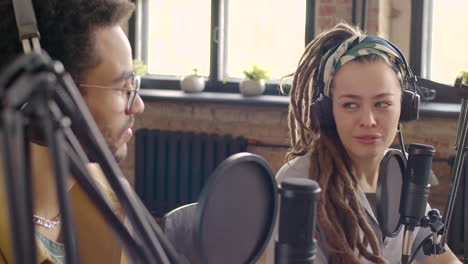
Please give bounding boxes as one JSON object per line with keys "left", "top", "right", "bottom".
{"left": 0, "top": 163, "right": 130, "bottom": 264}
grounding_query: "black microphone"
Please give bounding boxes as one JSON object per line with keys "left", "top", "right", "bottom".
{"left": 399, "top": 143, "right": 435, "bottom": 264}
{"left": 275, "top": 177, "right": 321, "bottom": 264}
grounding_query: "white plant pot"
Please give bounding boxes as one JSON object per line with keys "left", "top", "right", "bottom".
{"left": 180, "top": 76, "right": 205, "bottom": 93}
{"left": 239, "top": 79, "right": 265, "bottom": 96}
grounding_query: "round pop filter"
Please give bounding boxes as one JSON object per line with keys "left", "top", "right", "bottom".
{"left": 376, "top": 148, "right": 406, "bottom": 238}
{"left": 195, "top": 152, "right": 278, "bottom": 264}
{"left": 162, "top": 203, "right": 199, "bottom": 263}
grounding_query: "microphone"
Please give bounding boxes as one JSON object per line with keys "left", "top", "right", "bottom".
{"left": 275, "top": 178, "right": 321, "bottom": 264}
{"left": 399, "top": 143, "right": 435, "bottom": 264}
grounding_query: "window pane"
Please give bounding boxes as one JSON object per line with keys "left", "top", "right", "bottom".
{"left": 226, "top": 0, "right": 306, "bottom": 80}
{"left": 147, "top": 0, "right": 211, "bottom": 76}
{"left": 429, "top": 0, "right": 468, "bottom": 84}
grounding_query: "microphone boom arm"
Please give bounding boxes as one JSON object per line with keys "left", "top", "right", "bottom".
{"left": 404, "top": 76, "right": 468, "bottom": 263}
{"left": 0, "top": 52, "right": 181, "bottom": 264}
{"left": 440, "top": 77, "right": 468, "bottom": 248}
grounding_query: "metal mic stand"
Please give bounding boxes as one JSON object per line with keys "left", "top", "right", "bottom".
{"left": 440, "top": 77, "right": 468, "bottom": 262}
{"left": 405, "top": 77, "right": 468, "bottom": 263}
{"left": 0, "top": 52, "right": 181, "bottom": 264}
{"left": 1, "top": 88, "right": 36, "bottom": 264}
{"left": 465, "top": 158, "right": 468, "bottom": 263}
{"left": 0, "top": 66, "right": 79, "bottom": 263}
{"left": 35, "top": 76, "right": 80, "bottom": 264}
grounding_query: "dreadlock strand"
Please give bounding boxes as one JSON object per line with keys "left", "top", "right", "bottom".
{"left": 326, "top": 135, "right": 386, "bottom": 259}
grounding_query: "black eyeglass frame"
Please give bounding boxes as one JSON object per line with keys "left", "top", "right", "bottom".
{"left": 79, "top": 73, "right": 141, "bottom": 112}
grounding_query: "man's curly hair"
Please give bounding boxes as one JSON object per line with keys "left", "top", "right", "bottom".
{"left": 0, "top": 0, "right": 135, "bottom": 82}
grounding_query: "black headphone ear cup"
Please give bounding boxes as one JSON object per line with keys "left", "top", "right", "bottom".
{"left": 310, "top": 96, "right": 336, "bottom": 131}
{"left": 400, "top": 89, "right": 420, "bottom": 122}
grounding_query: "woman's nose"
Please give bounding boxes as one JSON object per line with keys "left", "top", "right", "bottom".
{"left": 359, "top": 108, "right": 377, "bottom": 128}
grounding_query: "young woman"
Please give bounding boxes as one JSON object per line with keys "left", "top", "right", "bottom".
{"left": 274, "top": 23, "right": 460, "bottom": 263}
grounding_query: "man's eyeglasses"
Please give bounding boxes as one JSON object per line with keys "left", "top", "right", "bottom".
{"left": 79, "top": 73, "right": 141, "bottom": 112}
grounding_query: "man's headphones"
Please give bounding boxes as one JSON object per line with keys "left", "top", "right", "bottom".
{"left": 12, "top": 0, "right": 42, "bottom": 54}
{"left": 310, "top": 36, "right": 420, "bottom": 131}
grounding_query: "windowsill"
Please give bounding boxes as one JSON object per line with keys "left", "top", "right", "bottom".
{"left": 140, "top": 89, "right": 289, "bottom": 107}
{"left": 140, "top": 89, "right": 461, "bottom": 119}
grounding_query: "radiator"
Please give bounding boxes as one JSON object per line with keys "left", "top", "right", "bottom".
{"left": 135, "top": 129, "right": 248, "bottom": 217}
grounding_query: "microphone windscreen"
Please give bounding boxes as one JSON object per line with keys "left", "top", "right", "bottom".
{"left": 406, "top": 144, "right": 435, "bottom": 185}
{"left": 275, "top": 177, "right": 321, "bottom": 264}
{"left": 277, "top": 178, "right": 320, "bottom": 245}
{"left": 399, "top": 143, "right": 435, "bottom": 226}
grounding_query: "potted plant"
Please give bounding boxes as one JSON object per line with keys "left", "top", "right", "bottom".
{"left": 239, "top": 65, "right": 268, "bottom": 96}
{"left": 180, "top": 68, "right": 205, "bottom": 93}
{"left": 133, "top": 59, "right": 148, "bottom": 76}
{"left": 460, "top": 70, "right": 468, "bottom": 84}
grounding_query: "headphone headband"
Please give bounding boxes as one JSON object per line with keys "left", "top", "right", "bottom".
{"left": 12, "top": 0, "right": 41, "bottom": 53}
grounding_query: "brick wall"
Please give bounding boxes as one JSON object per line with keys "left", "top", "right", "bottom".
{"left": 403, "top": 117, "right": 459, "bottom": 212}
{"left": 120, "top": 100, "right": 458, "bottom": 213}
{"left": 316, "top": 0, "right": 391, "bottom": 37}
{"left": 120, "top": 101, "right": 290, "bottom": 180}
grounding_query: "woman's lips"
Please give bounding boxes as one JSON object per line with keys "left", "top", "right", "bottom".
{"left": 354, "top": 134, "right": 382, "bottom": 144}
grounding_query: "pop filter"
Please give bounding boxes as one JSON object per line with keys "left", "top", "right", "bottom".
{"left": 163, "top": 203, "right": 198, "bottom": 264}
{"left": 377, "top": 148, "right": 406, "bottom": 238}
{"left": 163, "top": 152, "right": 277, "bottom": 264}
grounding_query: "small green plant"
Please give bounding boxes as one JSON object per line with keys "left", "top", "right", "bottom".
{"left": 191, "top": 68, "right": 200, "bottom": 77}
{"left": 133, "top": 59, "right": 148, "bottom": 76}
{"left": 460, "top": 70, "right": 468, "bottom": 84}
{"left": 243, "top": 65, "right": 268, "bottom": 81}
{"left": 222, "top": 74, "right": 230, "bottom": 84}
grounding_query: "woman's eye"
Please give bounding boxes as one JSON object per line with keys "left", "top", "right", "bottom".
{"left": 343, "top": 102, "right": 358, "bottom": 109}
{"left": 375, "top": 102, "right": 391, "bottom": 108}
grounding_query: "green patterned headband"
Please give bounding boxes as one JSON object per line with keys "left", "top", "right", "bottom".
{"left": 319, "top": 35, "right": 408, "bottom": 97}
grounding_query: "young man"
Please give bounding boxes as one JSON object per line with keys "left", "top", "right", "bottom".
{"left": 0, "top": 0, "right": 144, "bottom": 263}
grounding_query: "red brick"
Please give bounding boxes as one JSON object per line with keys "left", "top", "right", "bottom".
{"left": 369, "top": 7, "right": 379, "bottom": 18}
{"left": 247, "top": 111, "right": 282, "bottom": 125}
{"left": 190, "top": 121, "right": 215, "bottom": 133}
{"left": 319, "top": 5, "right": 337, "bottom": 16}
{"left": 167, "top": 120, "right": 189, "bottom": 130}
{"left": 336, "top": 5, "right": 352, "bottom": 19}
{"left": 213, "top": 108, "right": 248, "bottom": 123}
{"left": 192, "top": 106, "right": 214, "bottom": 121}
{"left": 232, "top": 125, "right": 253, "bottom": 136}
{"left": 366, "top": 22, "right": 379, "bottom": 34}
{"left": 317, "top": 17, "right": 340, "bottom": 31}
